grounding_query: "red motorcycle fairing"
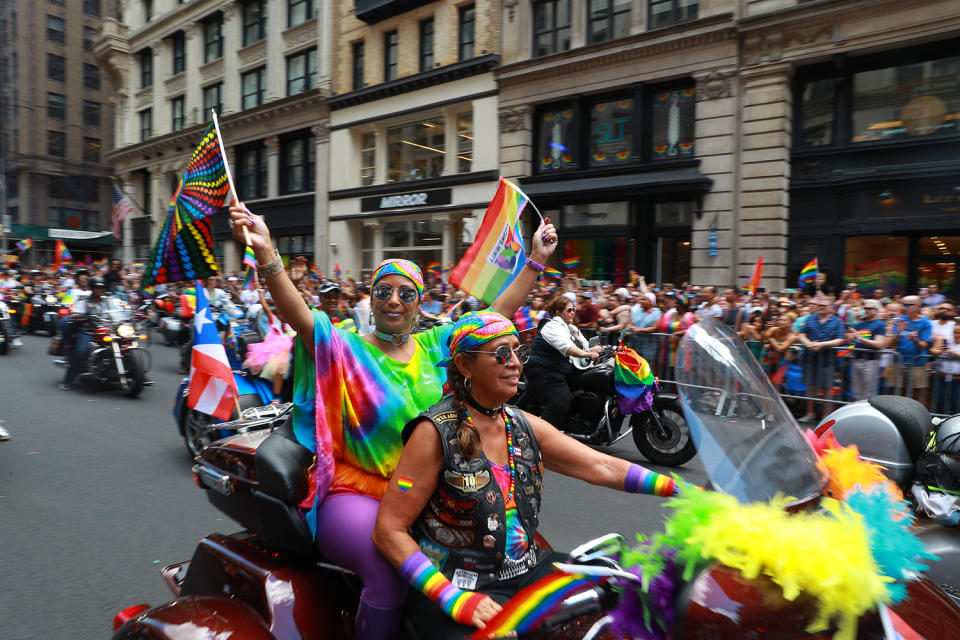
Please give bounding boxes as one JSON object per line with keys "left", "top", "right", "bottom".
{"left": 676, "top": 562, "right": 960, "bottom": 639}
{"left": 112, "top": 596, "right": 274, "bottom": 640}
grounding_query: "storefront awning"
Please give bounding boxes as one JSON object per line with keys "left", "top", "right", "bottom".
{"left": 519, "top": 166, "right": 712, "bottom": 201}
{"left": 11, "top": 224, "right": 116, "bottom": 245}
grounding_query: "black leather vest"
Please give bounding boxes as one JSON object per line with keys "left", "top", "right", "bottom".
{"left": 528, "top": 318, "right": 579, "bottom": 375}
{"left": 402, "top": 397, "right": 545, "bottom": 589}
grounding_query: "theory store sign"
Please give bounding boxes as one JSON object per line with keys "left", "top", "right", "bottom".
{"left": 361, "top": 188, "right": 452, "bottom": 213}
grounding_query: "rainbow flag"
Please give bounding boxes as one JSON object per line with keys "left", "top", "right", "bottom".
{"left": 614, "top": 346, "right": 658, "bottom": 414}
{"left": 450, "top": 178, "right": 529, "bottom": 305}
{"left": 543, "top": 266, "right": 563, "bottom": 279}
{"left": 798, "top": 258, "right": 818, "bottom": 288}
{"left": 131, "top": 261, "right": 145, "bottom": 269}
{"left": 471, "top": 572, "right": 603, "bottom": 639}
{"left": 440, "top": 263, "right": 452, "bottom": 280}
{"left": 309, "top": 264, "right": 323, "bottom": 279}
{"left": 334, "top": 262, "right": 341, "bottom": 279}
{"left": 241, "top": 245, "right": 257, "bottom": 290}
{"left": 562, "top": 256, "right": 581, "bottom": 270}
{"left": 92, "top": 258, "right": 108, "bottom": 268}
{"left": 15, "top": 237, "right": 32, "bottom": 253}
{"left": 746, "top": 254, "right": 763, "bottom": 296}
{"left": 54, "top": 240, "right": 72, "bottom": 267}
{"left": 426, "top": 261, "right": 441, "bottom": 279}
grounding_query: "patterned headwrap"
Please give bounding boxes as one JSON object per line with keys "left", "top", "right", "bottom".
{"left": 447, "top": 310, "right": 518, "bottom": 361}
{"left": 371, "top": 259, "right": 424, "bottom": 297}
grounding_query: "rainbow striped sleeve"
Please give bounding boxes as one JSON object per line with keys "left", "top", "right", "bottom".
{"left": 625, "top": 463, "right": 679, "bottom": 497}
{"left": 399, "top": 551, "right": 487, "bottom": 624}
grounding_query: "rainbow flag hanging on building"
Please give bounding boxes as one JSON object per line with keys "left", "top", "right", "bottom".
{"left": 15, "top": 237, "right": 32, "bottom": 253}
{"left": 241, "top": 245, "right": 257, "bottom": 289}
{"left": 54, "top": 240, "right": 72, "bottom": 267}
{"left": 562, "top": 256, "right": 581, "bottom": 270}
{"left": 613, "top": 346, "right": 658, "bottom": 414}
{"left": 798, "top": 257, "right": 818, "bottom": 288}
{"left": 746, "top": 255, "right": 763, "bottom": 296}
{"left": 450, "top": 178, "right": 529, "bottom": 305}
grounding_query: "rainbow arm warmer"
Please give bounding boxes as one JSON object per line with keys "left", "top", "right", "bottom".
{"left": 398, "top": 551, "right": 488, "bottom": 625}
{"left": 625, "top": 463, "right": 680, "bottom": 497}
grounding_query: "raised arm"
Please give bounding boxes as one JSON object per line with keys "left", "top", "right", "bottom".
{"left": 490, "top": 217, "right": 557, "bottom": 318}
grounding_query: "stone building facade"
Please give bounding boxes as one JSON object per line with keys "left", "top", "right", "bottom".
{"left": 96, "top": 0, "right": 331, "bottom": 271}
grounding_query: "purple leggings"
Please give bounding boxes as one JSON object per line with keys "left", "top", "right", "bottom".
{"left": 314, "top": 492, "right": 408, "bottom": 609}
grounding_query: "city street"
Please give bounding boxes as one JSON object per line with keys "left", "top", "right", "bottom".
{"left": 0, "top": 330, "right": 705, "bottom": 639}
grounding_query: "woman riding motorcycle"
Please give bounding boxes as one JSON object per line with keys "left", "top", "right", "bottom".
{"left": 228, "top": 202, "right": 558, "bottom": 640}
{"left": 59, "top": 275, "right": 106, "bottom": 391}
{"left": 373, "top": 311, "right": 685, "bottom": 638}
{"left": 523, "top": 294, "right": 603, "bottom": 428}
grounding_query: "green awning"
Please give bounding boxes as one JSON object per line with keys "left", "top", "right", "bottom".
{"left": 11, "top": 224, "right": 116, "bottom": 246}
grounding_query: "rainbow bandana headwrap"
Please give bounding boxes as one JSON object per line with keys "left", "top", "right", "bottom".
{"left": 446, "top": 310, "right": 519, "bottom": 362}
{"left": 372, "top": 258, "right": 424, "bottom": 297}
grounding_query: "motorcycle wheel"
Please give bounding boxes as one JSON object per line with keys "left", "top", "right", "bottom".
{"left": 632, "top": 400, "right": 696, "bottom": 467}
{"left": 0, "top": 326, "right": 8, "bottom": 355}
{"left": 122, "top": 350, "right": 147, "bottom": 398}
{"left": 183, "top": 408, "right": 217, "bottom": 457}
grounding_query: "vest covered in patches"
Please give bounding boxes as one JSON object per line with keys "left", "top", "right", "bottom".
{"left": 402, "top": 396, "right": 545, "bottom": 590}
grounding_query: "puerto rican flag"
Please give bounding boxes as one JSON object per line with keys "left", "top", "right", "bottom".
{"left": 187, "top": 281, "right": 238, "bottom": 421}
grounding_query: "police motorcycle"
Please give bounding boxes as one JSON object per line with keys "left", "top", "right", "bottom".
{"left": 517, "top": 330, "right": 695, "bottom": 467}
{"left": 55, "top": 295, "right": 152, "bottom": 397}
{"left": 111, "top": 319, "right": 960, "bottom": 639}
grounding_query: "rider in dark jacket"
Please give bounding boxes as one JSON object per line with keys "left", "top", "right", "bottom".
{"left": 60, "top": 276, "right": 106, "bottom": 390}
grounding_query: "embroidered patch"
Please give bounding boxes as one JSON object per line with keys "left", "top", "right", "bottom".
{"left": 443, "top": 469, "right": 490, "bottom": 493}
{"left": 419, "top": 538, "right": 449, "bottom": 571}
{"left": 452, "top": 568, "right": 479, "bottom": 590}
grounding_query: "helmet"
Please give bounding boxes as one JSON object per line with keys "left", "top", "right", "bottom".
{"left": 90, "top": 276, "right": 106, "bottom": 288}
{"left": 916, "top": 415, "right": 960, "bottom": 493}
{"left": 936, "top": 415, "right": 960, "bottom": 455}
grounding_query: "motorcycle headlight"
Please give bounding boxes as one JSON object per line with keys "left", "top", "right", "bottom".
{"left": 46, "top": 295, "right": 57, "bottom": 304}
{"left": 117, "top": 324, "right": 136, "bottom": 338}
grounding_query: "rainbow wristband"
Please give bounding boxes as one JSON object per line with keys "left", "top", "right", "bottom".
{"left": 625, "top": 463, "right": 679, "bottom": 497}
{"left": 399, "top": 551, "right": 487, "bottom": 625}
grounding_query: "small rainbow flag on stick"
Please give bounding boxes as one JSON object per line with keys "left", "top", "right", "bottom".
{"left": 562, "top": 256, "right": 581, "bottom": 270}
{"left": 543, "top": 266, "right": 563, "bottom": 279}
{"left": 450, "top": 178, "right": 530, "bottom": 306}
{"left": 471, "top": 572, "right": 604, "bottom": 639}
{"left": 309, "top": 264, "right": 323, "bottom": 279}
{"left": 614, "top": 346, "right": 658, "bottom": 415}
{"left": 15, "top": 237, "right": 32, "bottom": 253}
{"left": 798, "top": 257, "right": 818, "bottom": 288}
{"left": 54, "top": 240, "right": 72, "bottom": 267}
{"left": 242, "top": 245, "right": 257, "bottom": 289}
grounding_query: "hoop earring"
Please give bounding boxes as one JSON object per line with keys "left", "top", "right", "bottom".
{"left": 464, "top": 378, "right": 472, "bottom": 390}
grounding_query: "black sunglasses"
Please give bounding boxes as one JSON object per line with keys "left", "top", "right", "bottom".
{"left": 372, "top": 283, "right": 419, "bottom": 304}
{"left": 464, "top": 344, "right": 530, "bottom": 365}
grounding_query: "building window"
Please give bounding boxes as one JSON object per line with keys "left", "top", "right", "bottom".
{"left": 590, "top": 97, "right": 634, "bottom": 165}
{"left": 352, "top": 40, "right": 365, "bottom": 90}
{"left": 46, "top": 14, "right": 65, "bottom": 43}
{"left": 360, "top": 132, "right": 375, "bottom": 186}
{"left": 286, "top": 48, "right": 317, "bottom": 95}
{"left": 242, "top": 0, "right": 267, "bottom": 46}
{"left": 84, "top": 0, "right": 100, "bottom": 16}
{"left": 143, "top": 0, "right": 153, "bottom": 21}
{"left": 203, "top": 16, "right": 223, "bottom": 63}
{"left": 49, "top": 176, "right": 100, "bottom": 202}
{"left": 49, "top": 208, "right": 100, "bottom": 231}
{"left": 143, "top": 172, "right": 152, "bottom": 216}
{"left": 47, "top": 130, "right": 65, "bottom": 157}
{"left": 275, "top": 234, "right": 314, "bottom": 261}
{"left": 419, "top": 18, "right": 434, "bottom": 72}
{"left": 83, "top": 63, "right": 100, "bottom": 90}
{"left": 381, "top": 220, "right": 443, "bottom": 268}
{"left": 799, "top": 78, "right": 834, "bottom": 147}
{"left": 83, "top": 100, "right": 101, "bottom": 127}
{"left": 387, "top": 117, "right": 445, "bottom": 182}
{"left": 139, "top": 108, "right": 152, "bottom": 141}
{"left": 536, "top": 104, "right": 577, "bottom": 171}
{"left": 241, "top": 67, "right": 266, "bottom": 109}
{"left": 648, "top": 0, "right": 697, "bottom": 29}
{"left": 280, "top": 132, "right": 315, "bottom": 194}
{"left": 171, "top": 96, "right": 185, "bottom": 131}
{"left": 587, "top": 0, "right": 630, "bottom": 44}
{"left": 534, "top": 0, "right": 571, "bottom": 58}
{"left": 651, "top": 86, "right": 696, "bottom": 159}
{"left": 171, "top": 31, "right": 185, "bottom": 75}
{"left": 47, "top": 53, "right": 65, "bottom": 82}
{"left": 139, "top": 48, "right": 152, "bottom": 88}
{"left": 47, "top": 92, "right": 66, "bottom": 120}
{"left": 83, "top": 26, "right": 96, "bottom": 51}
{"left": 383, "top": 30, "right": 398, "bottom": 81}
{"left": 237, "top": 143, "right": 267, "bottom": 200}
{"left": 852, "top": 54, "right": 960, "bottom": 143}
{"left": 458, "top": 5, "right": 475, "bottom": 61}
{"left": 83, "top": 137, "right": 101, "bottom": 163}
{"left": 457, "top": 112, "right": 473, "bottom": 173}
{"left": 203, "top": 83, "right": 222, "bottom": 117}
{"left": 288, "top": 0, "right": 316, "bottom": 27}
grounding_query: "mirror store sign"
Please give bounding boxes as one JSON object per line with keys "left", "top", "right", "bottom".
{"left": 361, "top": 188, "right": 452, "bottom": 213}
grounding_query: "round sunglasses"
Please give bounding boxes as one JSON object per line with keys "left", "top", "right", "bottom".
{"left": 372, "top": 283, "right": 419, "bottom": 304}
{"left": 463, "top": 344, "right": 531, "bottom": 365}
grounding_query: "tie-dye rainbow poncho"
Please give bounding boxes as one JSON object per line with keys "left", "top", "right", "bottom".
{"left": 292, "top": 310, "right": 454, "bottom": 535}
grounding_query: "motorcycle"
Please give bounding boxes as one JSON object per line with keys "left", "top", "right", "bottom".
{"left": 23, "top": 287, "right": 65, "bottom": 335}
{"left": 517, "top": 334, "right": 695, "bottom": 467}
{"left": 0, "top": 295, "right": 14, "bottom": 355}
{"left": 55, "top": 297, "right": 152, "bottom": 397}
{"left": 111, "top": 319, "right": 960, "bottom": 639}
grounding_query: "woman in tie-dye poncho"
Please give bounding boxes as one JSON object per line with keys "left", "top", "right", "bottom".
{"left": 229, "top": 202, "right": 557, "bottom": 639}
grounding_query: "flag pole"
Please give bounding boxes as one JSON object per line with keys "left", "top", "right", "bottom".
{"left": 211, "top": 110, "right": 253, "bottom": 247}
{"left": 502, "top": 177, "right": 545, "bottom": 224}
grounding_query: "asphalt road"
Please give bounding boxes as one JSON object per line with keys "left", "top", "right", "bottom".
{"left": 0, "top": 330, "right": 705, "bottom": 639}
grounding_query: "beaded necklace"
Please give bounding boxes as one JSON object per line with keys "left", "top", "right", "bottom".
{"left": 462, "top": 406, "right": 517, "bottom": 502}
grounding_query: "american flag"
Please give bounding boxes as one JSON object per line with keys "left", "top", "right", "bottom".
{"left": 111, "top": 182, "right": 133, "bottom": 240}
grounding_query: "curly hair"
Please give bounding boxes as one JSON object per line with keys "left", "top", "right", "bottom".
{"left": 445, "top": 358, "right": 482, "bottom": 459}
{"left": 545, "top": 294, "right": 572, "bottom": 318}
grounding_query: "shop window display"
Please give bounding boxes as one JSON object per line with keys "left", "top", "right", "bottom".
{"left": 843, "top": 235, "right": 908, "bottom": 295}
{"left": 387, "top": 118, "right": 446, "bottom": 182}
{"left": 589, "top": 98, "right": 633, "bottom": 166}
{"left": 651, "top": 87, "right": 695, "bottom": 159}
{"left": 537, "top": 106, "right": 576, "bottom": 171}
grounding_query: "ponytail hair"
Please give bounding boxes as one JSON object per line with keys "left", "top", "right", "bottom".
{"left": 446, "top": 359, "right": 482, "bottom": 459}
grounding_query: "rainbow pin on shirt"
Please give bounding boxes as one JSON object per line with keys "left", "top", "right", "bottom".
{"left": 398, "top": 477, "right": 414, "bottom": 493}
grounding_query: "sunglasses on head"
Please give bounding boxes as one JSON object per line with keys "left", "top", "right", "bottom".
{"left": 464, "top": 344, "right": 531, "bottom": 365}
{"left": 372, "top": 283, "right": 419, "bottom": 304}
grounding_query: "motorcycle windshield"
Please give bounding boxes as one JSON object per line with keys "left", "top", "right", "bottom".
{"left": 101, "top": 298, "right": 131, "bottom": 323}
{"left": 675, "top": 320, "right": 826, "bottom": 505}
